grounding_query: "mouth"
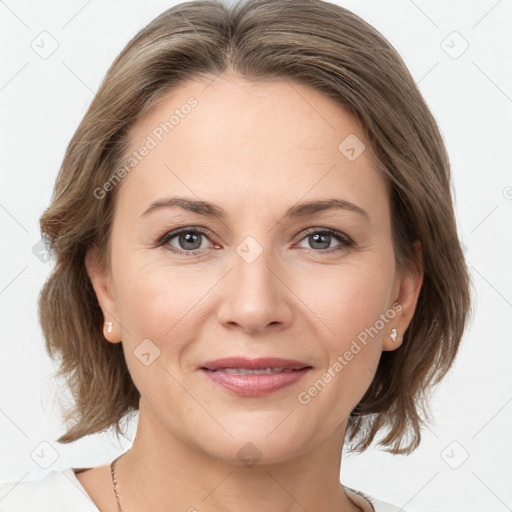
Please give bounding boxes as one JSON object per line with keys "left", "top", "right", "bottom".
{"left": 212, "top": 367, "right": 303, "bottom": 374}
{"left": 199, "top": 357, "right": 312, "bottom": 397}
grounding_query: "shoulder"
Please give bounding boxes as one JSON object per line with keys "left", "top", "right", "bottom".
{"left": 0, "top": 468, "right": 99, "bottom": 512}
{"left": 344, "top": 485, "right": 407, "bottom": 512}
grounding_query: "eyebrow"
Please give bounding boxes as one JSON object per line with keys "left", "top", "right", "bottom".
{"left": 141, "top": 196, "right": 369, "bottom": 221}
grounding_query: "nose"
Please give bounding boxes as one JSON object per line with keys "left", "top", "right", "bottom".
{"left": 216, "top": 240, "right": 294, "bottom": 335}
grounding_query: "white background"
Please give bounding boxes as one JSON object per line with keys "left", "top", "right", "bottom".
{"left": 0, "top": 1, "right": 511, "bottom": 511}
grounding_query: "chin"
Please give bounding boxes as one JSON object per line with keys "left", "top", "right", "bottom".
{"left": 187, "top": 414, "right": 316, "bottom": 466}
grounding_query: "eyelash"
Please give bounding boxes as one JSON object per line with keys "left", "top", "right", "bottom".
{"left": 157, "top": 226, "right": 355, "bottom": 256}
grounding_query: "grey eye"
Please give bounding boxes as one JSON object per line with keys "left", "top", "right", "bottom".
{"left": 169, "top": 231, "right": 208, "bottom": 251}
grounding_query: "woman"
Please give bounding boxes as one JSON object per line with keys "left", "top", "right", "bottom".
{"left": 0, "top": 0, "right": 471, "bottom": 510}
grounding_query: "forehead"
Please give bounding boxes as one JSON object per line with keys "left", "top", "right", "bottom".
{"left": 117, "top": 72, "right": 390, "bottom": 223}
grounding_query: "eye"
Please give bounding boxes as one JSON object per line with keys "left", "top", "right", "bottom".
{"left": 157, "top": 226, "right": 354, "bottom": 256}
{"left": 295, "top": 228, "right": 354, "bottom": 253}
{"left": 158, "top": 227, "right": 217, "bottom": 255}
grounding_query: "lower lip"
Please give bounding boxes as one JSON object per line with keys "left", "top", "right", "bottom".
{"left": 201, "top": 368, "right": 311, "bottom": 397}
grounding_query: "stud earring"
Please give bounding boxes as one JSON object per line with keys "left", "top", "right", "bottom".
{"left": 106, "top": 321, "right": 113, "bottom": 333}
{"left": 389, "top": 328, "right": 398, "bottom": 342}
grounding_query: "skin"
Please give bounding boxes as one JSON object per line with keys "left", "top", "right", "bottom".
{"left": 80, "top": 70, "right": 423, "bottom": 512}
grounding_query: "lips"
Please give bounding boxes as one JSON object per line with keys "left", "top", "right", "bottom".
{"left": 199, "top": 357, "right": 312, "bottom": 397}
{"left": 219, "top": 368, "right": 296, "bottom": 375}
{"left": 200, "top": 357, "right": 310, "bottom": 371}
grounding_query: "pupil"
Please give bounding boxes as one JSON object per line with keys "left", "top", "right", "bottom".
{"left": 310, "top": 233, "right": 330, "bottom": 249}
{"left": 180, "top": 232, "right": 201, "bottom": 250}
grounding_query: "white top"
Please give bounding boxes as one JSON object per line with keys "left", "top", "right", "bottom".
{"left": 0, "top": 468, "right": 406, "bottom": 511}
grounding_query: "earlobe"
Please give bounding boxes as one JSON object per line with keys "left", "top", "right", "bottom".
{"left": 85, "top": 246, "right": 122, "bottom": 343}
{"left": 383, "top": 240, "right": 424, "bottom": 351}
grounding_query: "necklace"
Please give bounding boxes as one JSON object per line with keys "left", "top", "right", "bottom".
{"left": 110, "top": 456, "right": 374, "bottom": 512}
{"left": 110, "top": 455, "right": 124, "bottom": 512}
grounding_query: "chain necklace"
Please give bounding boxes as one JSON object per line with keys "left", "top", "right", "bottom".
{"left": 110, "top": 455, "right": 124, "bottom": 512}
{"left": 110, "top": 455, "right": 374, "bottom": 512}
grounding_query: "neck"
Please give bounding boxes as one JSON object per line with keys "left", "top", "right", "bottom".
{"left": 115, "top": 401, "right": 361, "bottom": 512}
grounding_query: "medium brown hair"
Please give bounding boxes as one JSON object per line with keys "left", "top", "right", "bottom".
{"left": 39, "top": 0, "right": 471, "bottom": 453}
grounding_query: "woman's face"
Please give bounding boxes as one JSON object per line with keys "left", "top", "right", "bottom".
{"left": 88, "top": 71, "right": 421, "bottom": 464}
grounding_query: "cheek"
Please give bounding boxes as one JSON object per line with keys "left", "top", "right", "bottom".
{"left": 294, "top": 255, "right": 395, "bottom": 414}
{"left": 111, "top": 252, "right": 223, "bottom": 371}
{"left": 295, "top": 255, "right": 396, "bottom": 348}
{"left": 111, "top": 258, "right": 201, "bottom": 402}
{"left": 112, "top": 248, "right": 196, "bottom": 333}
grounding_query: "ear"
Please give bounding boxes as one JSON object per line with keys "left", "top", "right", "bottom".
{"left": 85, "top": 246, "right": 122, "bottom": 343}
{"left": 383, "top": 240, "right": 424, "bottom": 351}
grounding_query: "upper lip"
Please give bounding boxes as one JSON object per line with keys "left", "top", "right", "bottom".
{"left": 200, "top": 357, "right": 311, "bottom": 371}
